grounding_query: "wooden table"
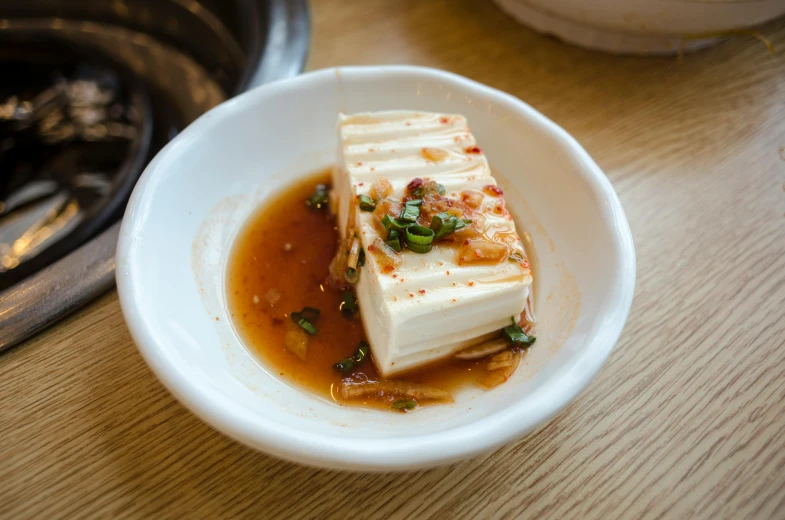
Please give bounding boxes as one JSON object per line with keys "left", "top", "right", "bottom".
{"left": 3, "top": 1, "right": 785, "bottom": 518}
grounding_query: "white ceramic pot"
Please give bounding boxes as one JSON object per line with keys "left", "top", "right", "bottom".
{"left": 493, "top": 0, "right": 785, "bottom": 54}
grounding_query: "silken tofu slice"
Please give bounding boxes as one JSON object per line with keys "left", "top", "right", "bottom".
{"left": 332, "top": 111, "right": 532, "bottom": 376}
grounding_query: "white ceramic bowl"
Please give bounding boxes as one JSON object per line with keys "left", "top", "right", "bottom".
{"left": 493, "top": 0, "right": 785, "bottom": 54}
{"left": 116, "top": 66, "right": 635, "bottom": 471}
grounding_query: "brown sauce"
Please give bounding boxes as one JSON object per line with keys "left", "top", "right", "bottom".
{"left": 226, "top": 170, "right": 518, "bottom": 410}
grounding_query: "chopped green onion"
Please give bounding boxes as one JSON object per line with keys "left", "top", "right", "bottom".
{"left": 333, "top": 359, "right": 354, "bottom": 373}
{"left": 382, "top": 214, "right": 411, "bottom": 231}
{"left": 297, "top": 319, "right": 317, "bottom": 335}
{"left": 400, "top": 199, "right": 422, "bottom": 223}
{"left": 509, "top": 251, "right": 525, "bottom": 263}
{"left": 305, "top": 184, "right": 328, "bottom": 209}
{"left": 502, "top": 316, "right": 535, "bottom": 347}
{"left": 358, "top": 248, "right": 366, "bottom": 267}
{"left": 333, "top": 341, "right": 371, "bottom": 373}
{"left": 406, "top": 225, "right": 434, "bottom": 245}
{"left": 341, "top": 291, "right": 358, "bottom": 315}
{"left": 430, "top": 212, "right": 470, "bottom": 239}
{"left": 392, "top": 399, "right": 417, "bottom": 410}
{"left": 386, "top": 237, "right": 402, "bottom": 252}
{"left": 437, "top": 183, "right": 446, "bottom": 195}
{"left": 353, "top": 341, "right": 370, "bottom": 363}
{"left": 405, "top": 225, "right": 435, "bottom": 253}
{"left": 345, "top": 267, "right": 360, "bottom": 284}
{"left": 358, "top": 195, "right": 376, "bottom": 211}
{"left": 290, "top": 307, "right": 320, "bottom": 335}
{"left": 385, "top": 228, "right": 402, "bottom": 251}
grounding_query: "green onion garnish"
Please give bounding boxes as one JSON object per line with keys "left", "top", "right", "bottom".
{"left": 358, "top": 248, "right": 366, "bottom": 267}
{"left": 297, "top": 319, "right": 317, "bottom": 335}
{"left": 400, "top": 199, "right": 422, "bottom": 223}
{"left": 291, "top": 307, "right": 320, "bottom": 335}
{"left": 502, "top": 316, "right": 536, "bottom": 347}
{"left": 386, "top": 237, "right": 402, "bottom": 252}
{"left": 333, "top": 341, "right": 371, "bottom": 373}
{"left": 333, "top": 359, "right": 354, "bottom": 373}
{"left": 345, "top": 267, "right": 360, "bottom": 284}
{"left": 392, "top": 399, "right": 417, "bottom": 410}
{"left": 382, "top": 214, "right": 411, "bottom": 231}
{"left": 405, "top": 225, "right": 435, "bottom": 253}
{"left": 509, "top": 251, "right": 525, "bottom": 263}
{"left": 358, "top": 195, "right": 376, "bottom": 211}
{"left": 437, "top": 183, "right": 446, "bottom": 195}
{"left": 341, "top": 290, "right": 358, "bottom": 315}
{"left": 385, "top": 228, "right": 402, "bottom": 251}
{"left": 305, "top": 185, "right": 328, "bottom": 209}
{"left": 430, "top": 212, "right": 470, "bottom": 239}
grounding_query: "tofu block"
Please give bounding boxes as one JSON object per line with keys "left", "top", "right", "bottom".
{"left": 331, "top": 111, "right": 532, "bottom": 376}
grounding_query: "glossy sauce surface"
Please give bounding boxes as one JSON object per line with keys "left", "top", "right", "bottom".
{"left": 227, "top": 171, "right": 507, "bottom": 407}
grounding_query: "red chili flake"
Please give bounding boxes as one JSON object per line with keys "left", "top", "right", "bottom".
{"left": 418, "top": 289, "right": 426, "bottom": 295}
{"left": 392, "top": 274, "right": 398, "bottom": 278}
{"left": 272, "top": 317, "right": 283, "bottom": 324}
{"left": 452, "top": 282, "right": 457, "bottom": 286}
{"left": 405, "top": 122, "right": 412, "bottom": 126}
{"left": 358, "top": 182, "right": 364, "bottom": 186}
{"left": 399, "top": 278, "right": 405, "bottom": 282}
{"left": 215, "top": 317, "right": 219, "bottom": 321}
{"left": 452, "top": 298, "right": 457, "bottom": 302}
{"left": 280, "top": 372, "right": 284, "bottom": 376}
{"left": 356, "top": 161, "right": 364, "bottom": 166}
{"left": 464, "top": 146, "right": 481, "bottom": 154}
{"left": 469, "top": 281, "right": 476, "bottom": 287}
{"left": 484, "top": 184, "right": 503, "bottom": 196}
{"left": 393, "top": 296, "right": 398, "bottom": 301}
{"left": 370, "top": 167, "right": 375, "bottom": 171}
{"left": 474, "top": 249, "right": 482, "bottom": 259}
{"left": 446, "top": 270, "right": 450, "bottom": 275}
{"left": 407, "top": 178, "right": 424, "bottom": 193}
{"left": 440, "top": 116, "right": 449, "bottom": 124}
{"left": 368, "top": 147, "right": 375, "bottom": 152}
{"left": 522, "top": 260, "right": 530, "bottom": 269}
{"left": 409, "top": 293, "right": 415, "bottom": 298}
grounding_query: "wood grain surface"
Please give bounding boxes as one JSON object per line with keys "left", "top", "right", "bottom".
{"left": 3, "top": 1, "right": 785, "bottom": 518}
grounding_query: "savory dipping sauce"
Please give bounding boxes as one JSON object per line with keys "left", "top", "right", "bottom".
{"left": 227, "top": 171, "right": 531, "bottom": 410}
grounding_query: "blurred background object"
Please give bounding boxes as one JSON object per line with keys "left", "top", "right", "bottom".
{"left": 0, "top": 0, "right": 309, "bottom": 351}
{"left": 493, "top": 0, "right": 785, "bottom": 54}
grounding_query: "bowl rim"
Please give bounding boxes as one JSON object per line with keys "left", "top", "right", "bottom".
{"left": 117, "top": 65, "right": 636, "bottom": 471}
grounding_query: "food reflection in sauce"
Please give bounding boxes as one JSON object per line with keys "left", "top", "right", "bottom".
{"left": 227, "top": 170, "right": 535, "bottom": 412}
